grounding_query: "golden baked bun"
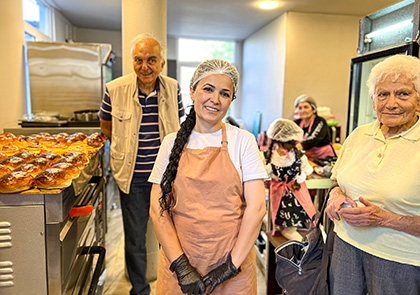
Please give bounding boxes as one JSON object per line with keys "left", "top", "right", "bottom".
{"left": 27, "top": 157, "right": 52, "bottom": 170}
{"left": 1, "top": 143, "right": 20, "bottom": 156}
{"left": 0, "top": 164, "right": 11, "bottom": 177}
{"left": 13, "top": 151, "right": 36, "bottom": 163}
{"left": 0, "top": 137, "right": 12, "bottom": 146}
{"left": 71, "top": 132, "right": 88, "bottom": 141}
{"left": 0, "top": 132, "right": 16, "bottom": 139}
{"left": 51, "top": 162, "right": 80, "bottom": 179}
{"left": 0, "top": 133, "right": 16, "bottom": 146}
{"left": 13, "top": 163, "right": 44, "bottom": 178}
{"left": 64, "top": 151, "right": 89, "bottom": 163}
{"left": 0, "top": 152, "right": 6, "bottom": 161}
{"left": 52, "top": 132, "right": 69, "bottom": 143}
{"left": 33, "top": 132, "right": 51, "bottom": 139}
{"left": 43, "top": 144, "right": 69, "bottom": 156}
{"left": 0, "top": 156, "right": 26, "bottom": 169}
{"left": 86, "top": 132, "right": 106, "bottom": 148}
{"left": 55, "top": 155, "right": 86, "bottom": 169}
{"left": 67, "top": 145, "right": 96, "bottom": 155}
{"left": 67, "top": 141, "right": 88, "bottom": 149}
{"left": 38, "top": 152, "right": 62, "bottom": 163}
{"left": 62, "top": 133, "right": 88, "bottom": 146}
{"left": 13, "top": 135, "right": 39, "bottom": 148}
{"left": 0, "top": 171, "right": 34, "bottom": 194}
{"left": 24, "top": 144, "right": 45, "bottom": 155}
{"left": 62, "top": 136, "right": 80, "bottom": 146}
{"left": 38, "top": 136, "right": 59, "bottom": 146}
{"left": 35, "top": 167, "right": 72, "bottom": 189}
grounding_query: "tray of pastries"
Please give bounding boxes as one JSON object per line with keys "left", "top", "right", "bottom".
{"left": 0, "top": 131, "right": 107, "bottom": 194}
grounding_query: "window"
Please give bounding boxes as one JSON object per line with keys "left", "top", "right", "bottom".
{"left": 23, "top": 33, "right": 35, "bottom": 118}
{"left": 24, "top": 31, "right": 36, "bottom": 42}
{"left": 178, "top": 39, "right": 235, "bottom": 63}
{"left": 177, "top": 38, "right": 236, "bottom": 110}
{"left": 22, "top": 0, "right": 52, "bottom": 116}
{"left": 22, "top": 0, "right": 51, "bottom": 38}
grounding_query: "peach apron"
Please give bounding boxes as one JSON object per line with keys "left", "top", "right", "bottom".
{"left": 156, "top": 124, "right": 257, "bottom": 295}
{"left": 299, "top": 117, "right": 335, "bottom": 161}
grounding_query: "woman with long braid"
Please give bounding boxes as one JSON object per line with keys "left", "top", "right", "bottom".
{"left": 149, "top": 59, "right": 267, "bottom": 295}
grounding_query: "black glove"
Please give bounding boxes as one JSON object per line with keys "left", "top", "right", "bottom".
{"left": 203, "top": 253, "right": 241, "bottom": 294}
{"left": 170, "top": 253, "right": 205, "bottom": 295}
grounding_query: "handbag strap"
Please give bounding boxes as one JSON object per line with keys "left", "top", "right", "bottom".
{"left": 315, "top": 184, "right": 334, "bottom": 228}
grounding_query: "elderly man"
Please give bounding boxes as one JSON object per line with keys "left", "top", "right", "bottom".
{"left": 99, "top": 34, "right": 184, "bottom": 295}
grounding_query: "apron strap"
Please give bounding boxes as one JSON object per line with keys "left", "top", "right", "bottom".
{"left": 221, "top": 123, "right": 228, "bottom": 147}
{"left": 299, "top": 116, "right": 315, "bottom": 136}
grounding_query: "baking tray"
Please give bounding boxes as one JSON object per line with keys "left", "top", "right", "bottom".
{"left": 19, "top": 120, "right": 69, "bottom": 127}
{"left": 67, "top": 120, "right": 100, "bottom": 127}
{"left": 0, "top": 148, "right": 104, "bottom": 223}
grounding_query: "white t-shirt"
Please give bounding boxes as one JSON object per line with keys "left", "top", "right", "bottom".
{"left": 149, "top": 124, "right": 268, "bottom": 184}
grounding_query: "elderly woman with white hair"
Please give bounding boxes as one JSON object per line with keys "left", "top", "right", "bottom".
{"left": 326, "top": 54, "right": 420, "bottom": 294}
{"left": 149, "top": 59, "right": 267, "bottom": 295}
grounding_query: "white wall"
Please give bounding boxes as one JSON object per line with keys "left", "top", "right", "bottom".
{"left": 0, "top": 0, "right": 26, "bottom": 131}
{"left": 283, "top": 12, "right": 360, "bottom": 135}
{"left": 74, "top": 27, "right": 123, "bottom": 79}
{"left": 167, "top": 36, "right": 177, "bottom": 60}
{"left": 70, "top": 30, "right": 179, "bottom": 82}
{"left": 240, "top": 12, "right": 360, "bottom": 138}
{"left": 54, "top": 10, "right": 73, "bottom": 42}
{"left": 240, "top": 14, "right": 287, "bottom": 131}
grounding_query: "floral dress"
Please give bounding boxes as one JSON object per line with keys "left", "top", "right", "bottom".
{"left": 266, "top": 150, "right": 314, "bottom": 229}
{"left": 270, "top": 159, "right": 311, "bottom": 228}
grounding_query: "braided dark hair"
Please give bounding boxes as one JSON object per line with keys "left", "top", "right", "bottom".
{"left": 264, "top": 140, "right": 275, "bottom": 165}
{"left": 264, "top": 139, "right": 304, "bottom": 191}
{"left": 159, "top": 107, "right": 196, "bottom": 214}
{"left": 159, "top": 59, "right": 239, "bottom": 214}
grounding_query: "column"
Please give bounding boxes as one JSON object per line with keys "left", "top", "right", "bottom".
{"left": 0, "top": 0, "right": 26, "bottom": 131}
{"left": 122, "top": 0, "right": 167, "bottom": 75}
{"left": 121, "top": 0, "right": 167, "bottom": 282}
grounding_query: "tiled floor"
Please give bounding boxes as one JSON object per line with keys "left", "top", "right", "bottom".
{"left": 102, "top": 177, "right": 267, "bottom": 295}
{"left": 102, "top": 206, "right": 157, "bottom": 295}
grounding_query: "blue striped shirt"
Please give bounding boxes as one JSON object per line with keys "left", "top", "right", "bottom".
{"left": 99, "top": 78, "right": 184, "bottom": 178}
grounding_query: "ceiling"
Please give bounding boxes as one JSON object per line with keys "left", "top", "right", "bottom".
{"left": 46, "top": 0, "right": 400, "bottom": 40}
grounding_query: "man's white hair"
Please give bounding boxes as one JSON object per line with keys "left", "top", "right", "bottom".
{"left": 130, "top": 33, "right": 165, "bottom": 60}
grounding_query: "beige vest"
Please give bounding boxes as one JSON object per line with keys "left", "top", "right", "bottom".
{"left": 107, "top": 72, "right": 180, "bottom": 193}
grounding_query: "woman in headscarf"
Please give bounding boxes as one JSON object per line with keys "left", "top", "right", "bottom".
{"left": 149, "top": 59, "right": 267, "bottom": 295}
{"left": 294, "top": 94, "right": 335, "bottom": 161}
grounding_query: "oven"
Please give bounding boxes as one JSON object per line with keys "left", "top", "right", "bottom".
{"left": 0, "top": 149, "right": 106, "bottom": 295}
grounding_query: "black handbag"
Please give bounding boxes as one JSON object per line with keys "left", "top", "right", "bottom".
{"left": 274, "top": 193, "right": 334, "bottom": 295}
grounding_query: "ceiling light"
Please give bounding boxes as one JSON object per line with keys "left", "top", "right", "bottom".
{"left": 365, "top": 19, "right": 412, "bottom": 39}
{"left": 258, "top": 1, "right": 280, "bottom": 10}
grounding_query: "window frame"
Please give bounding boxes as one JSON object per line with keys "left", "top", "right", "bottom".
{"left": 22, "top": 0, "right": 54, "bottom": 41}
{"left": 176, "top": 38, "right": 240, "bottom": 114}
